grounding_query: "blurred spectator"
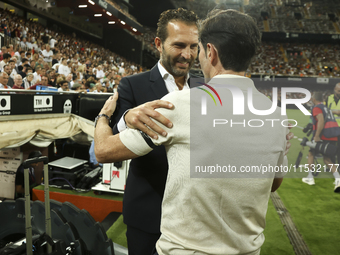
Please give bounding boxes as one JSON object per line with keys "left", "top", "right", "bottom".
{"left": 52, "top": 52, "right": 60, "bottom": 66}
{"left": 47, "top": 69, "right": 57, "bottom": 87}
{"left": 0, "top": 46, "right": 7, "bottom": 61}
{"left": 0, "top": 72, "right": 10, "bottom": 89}
{"left": 23, "top": 73, "right": 34, "bottom": 89}
{"left": 18, "top": 58, "right": 29, "bottom": 73}
{"left": 3, "top": 64, "right": 14, "bottom": 87}
{"left": 12, "top": 74, "right": 24, "bottom": 89}
{"left": 8, "top": 59, "right": 17, "bottom": 79}
{"left": 58, "top": 58, "right": 70, "bottom": 77}
{"left": 19, "top": 64, "right": 33, "bottom": 79}
{"left": 36, "top": 74, "right": 50, "bottom": 87}
{"left": 32, "top": 66, "right": 43, "bottom": 85}
{"left": 92, "top": 82, "right": 103, "bottom": 93}
{"left": 65, "top": 73, "right": 73, "bottom": 88}
{"left": 41, "top": 44, "right": 53, "bottom": 67}
{"left": 58, "top": 80, "right": 70, "bottom": 92}
{"left": 0, "top": 53, "right": 11, "bottom": 70}
{"left": 95, "top": 65, "right": 105, "bottom": 80}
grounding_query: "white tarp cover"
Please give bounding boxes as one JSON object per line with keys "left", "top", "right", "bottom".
{"left": 0, "top": 114, "right": 94, "bottom": 150}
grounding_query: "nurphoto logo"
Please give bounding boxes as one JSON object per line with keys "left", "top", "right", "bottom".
{"left": 198, "top": 84, "right": 311, "bottom": 116}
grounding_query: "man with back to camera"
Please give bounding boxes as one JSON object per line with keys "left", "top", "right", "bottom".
{"left": 96, "top": 7, "right": 293, "bottom": 255}
{"left": 303, "top": 92, "right": 340, "bottom": 191}
{"left": 325, "top": 83, "right": 340, "bottom": 165}
{"left": 95, "top": 9, "right": 290, "bottom": 255}
{"left": 107, "top": 8, "right": 200, "bottom": 254}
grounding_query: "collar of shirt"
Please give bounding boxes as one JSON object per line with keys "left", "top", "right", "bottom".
{"left": 157, "top": 61, "right": 190, "bottom": 93}
{"left": 0, "top": 83, "right": 10, "bottom": 89}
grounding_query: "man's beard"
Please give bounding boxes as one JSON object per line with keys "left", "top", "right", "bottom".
{"left": 161, "top": 49, "right": 194, "bottom": 77}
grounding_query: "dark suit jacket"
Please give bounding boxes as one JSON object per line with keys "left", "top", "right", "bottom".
{"left": 7, "top": 76, "right": 14, "bottom": 87}
{"left": 112, "top": 65, "right": 169, "bottom": 233}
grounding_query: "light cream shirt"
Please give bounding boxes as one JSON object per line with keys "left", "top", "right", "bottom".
{"left": 120, "top": 74, "right": 288, "bottom": 255}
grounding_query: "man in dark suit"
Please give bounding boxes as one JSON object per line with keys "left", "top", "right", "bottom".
{"left": 109, "top": 8, "right": 199, "bottom": 255}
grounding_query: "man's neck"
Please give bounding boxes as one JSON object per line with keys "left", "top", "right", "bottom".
{"left": 215, "top": 69, "right": 246, "bottom": 77}
{"left": 174, "top": 76, "right": 186, "bottom": 90}
{"left": 160, "top": 61, "right": 187, "bottom": 90}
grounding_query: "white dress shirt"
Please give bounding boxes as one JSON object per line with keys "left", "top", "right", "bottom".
{"left": 0, "top": 83, "right": 12, "bottom": 89}
{"left": 117, "top": 61, "right": 190, "bottom": 132}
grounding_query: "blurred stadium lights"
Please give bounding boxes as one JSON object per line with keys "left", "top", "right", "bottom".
{"left": 106, "top": 11, "right": 112, "bottom": 16}
{"left": 88, "top": 0, "right": 95, "bottom": 5}
{"left": 78, "top": 5, "right": 87, "bottom": 8}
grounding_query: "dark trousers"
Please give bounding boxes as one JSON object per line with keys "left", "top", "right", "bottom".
{"left": 126, "top": 225, "right": 160, "bottom": 255}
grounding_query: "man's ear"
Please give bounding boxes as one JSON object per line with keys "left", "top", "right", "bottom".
{"left": 155, "top": 37, "right": 163, "bottom": 54}
{"left": 207, "top": 43, "right": 218, "bottom": 66}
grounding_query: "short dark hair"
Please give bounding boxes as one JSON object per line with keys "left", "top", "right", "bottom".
{"left": 3, "top": 53, "right": 11, "bottom": 60}
{"left": 156, "top": 8, "right": 198, "bottom": 42}
{"left": 20, "top": 50, "right": 25, "bottom": 54}
{"left": 199, "top": 9, "right": 261, "bottom": 72}
{"left": 22, "top": 58, "right": 28, "bottom": 63}
{"left": 85, "top": 81, "right": 91, "bottom": 89}
{"left": 313, "top": 92, "right": 324, "bottom": 102}
{"left": 59, "top": 80, "right": 68, "bottom": 86}
{"left": 8, "top": 59, "right": 15, "bottom": 64}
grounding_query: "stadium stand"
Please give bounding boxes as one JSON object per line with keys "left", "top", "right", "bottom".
{"left": 0, "top": 0, "right": 339, "bottom": 94}
{"left": 0, "top": 6, "right": 144, "bottom": 92}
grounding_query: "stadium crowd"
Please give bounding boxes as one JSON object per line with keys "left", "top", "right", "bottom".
{"left": 244, "top": 0, "right": 340, "bottom": 34}
{"left": 0, "top": 0, "right": 339, "bottom": 93}
{"left": 0, "top": 7, "right": 144, "bottom": 93}
{"left": 249, "top": 42, "right": 340, "bottom": 77}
